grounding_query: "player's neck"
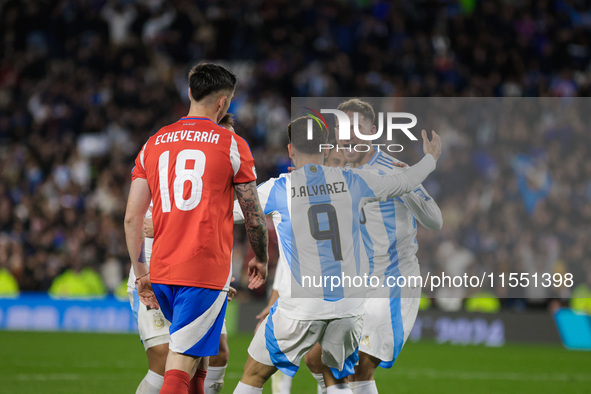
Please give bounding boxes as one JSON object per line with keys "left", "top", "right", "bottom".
{"left": 347, "top": 148, "right": 376, "bottom": 168}
{"left": 294, "top": 154, "right": 324, "bottom": 170}
{"left": 185, "top": 103, "right": 219, "bottom": 123}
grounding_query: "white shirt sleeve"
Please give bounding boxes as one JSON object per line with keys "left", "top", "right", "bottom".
{"left": 233, "top": 199, "right": 244, "bottom": 224}
{"left": 233, "top": 178, "right": 277, "bottom": 224}
{"left": 358, "top": 154, "right": 437, "bottom": 201}
{"left": 400, "top": 184, "right": 443, "bottom": 230}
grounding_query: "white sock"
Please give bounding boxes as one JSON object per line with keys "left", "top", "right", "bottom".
{"left": 271, "top": 370, "right": 292, "bottom": 394}
{"left": 311, "top": 372, "right": 326, "bottom": 394}
{"left": 136, "top": 370, "right": 164, "bottom": 394}
{"left": 233, "top": 381, "right": 263, "bottom": 393}
{"left": 205, "top": 365, "right": 227, "bottom": 393}
{"left": 271, "top": 370, "right": 282, "bottom": 393}
{"left": 326, "top": 383, "right": 353, "bottom": 394}
{"left": 350, "top": 381, "right": 378, "bottom": 394}
{"left": 279, "top": 373, "right": 292, "bottom": 393}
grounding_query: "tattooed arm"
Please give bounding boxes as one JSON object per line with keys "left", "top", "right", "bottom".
{"left": 235, "top": 181, "right": 269, "bottom": 289}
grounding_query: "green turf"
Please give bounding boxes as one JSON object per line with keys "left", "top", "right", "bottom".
{"left": 0, "top": 331, "right": 589, "bottom": 393}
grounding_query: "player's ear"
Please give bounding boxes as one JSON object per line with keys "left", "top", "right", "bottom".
{"left": 371, "top": 124, "right": 377, "bottom": 135}
{"left": 187, "top": 88, "right": 192, "bottom": 101}
{"left": 287, "top": 144, "right": 293, "bottom": 158}
{"left": 217, "top": 95, "right": 227, "bottom": 111}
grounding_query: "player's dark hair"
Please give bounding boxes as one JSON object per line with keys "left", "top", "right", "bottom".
{"left": 327, "top": 133, "right": 338, "bottom": 146}
{"left": 337, "top": 98, "right": 375, "bottom": 124}
{"left": 188, "top": 63, "right": 237, "bottom": 102}
{"left": 288, "top": 116, "right": 328, "bottom": 154}
{"left": 219, "top": 113, "right": 234, "bottom": 128}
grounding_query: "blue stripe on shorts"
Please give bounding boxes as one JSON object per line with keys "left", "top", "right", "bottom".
{"left": 330, "top": 346, "right": 359, "bottom": 379}
{"left": 265, "top": 302, "right": 300, "bottom": 377}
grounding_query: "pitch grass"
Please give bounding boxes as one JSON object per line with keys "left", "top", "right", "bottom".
{"left": 0, "top": 331, "right": 590, "bottom": 393}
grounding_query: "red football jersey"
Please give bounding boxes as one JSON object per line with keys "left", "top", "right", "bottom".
{"left": 132, "top": 117, "right": 256, "bottom": 289}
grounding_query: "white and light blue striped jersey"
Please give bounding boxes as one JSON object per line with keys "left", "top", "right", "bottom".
{"left": 357, "top": 150, "right": 442, "bottom": 297}
{"left": 234, "top": 154, "right": 436, "bottom": 320}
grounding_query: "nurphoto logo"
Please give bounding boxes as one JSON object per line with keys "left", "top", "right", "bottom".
{"left": 304, "top": 107, "right": 419, "bottom": 153}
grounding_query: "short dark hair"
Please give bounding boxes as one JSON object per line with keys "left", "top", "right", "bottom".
{"left": 288, "top": 116, "right": 327, "bottom": 154}
{"left": 219, "top": 113, "right": 234, "bottom": 128}
{"left": 327, "top": 133, "right": 338, "bottom": 146}
{"left": 188, "top": 63, "right": 237, "bottom": 102}
{"left": 337, "top": 98, "right": 375, "bottom": 124}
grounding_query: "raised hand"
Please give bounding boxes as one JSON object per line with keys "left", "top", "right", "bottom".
{"left": 422, "top": 129, "right": 442, "bottom": 162}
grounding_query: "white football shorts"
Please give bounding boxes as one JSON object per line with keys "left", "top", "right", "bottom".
{"left": 248, "top": 302, "right": 363, "bottom": 379}
{"left": 358, "top": 284, "right": 421, "bottom": 368}
{"left": 128, "top": 286, "right": 170, "bottom": 351}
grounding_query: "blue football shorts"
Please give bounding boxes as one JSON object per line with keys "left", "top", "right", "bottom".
{"left": 152, "top": 284, "right": 228, "bottom": 357}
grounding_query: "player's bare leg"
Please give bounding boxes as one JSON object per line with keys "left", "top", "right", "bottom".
{"left": 348, "top": 352, "right": 380, "bottom": 394}
{"left": 233, "top": 355, "right": 277, "bottom": 393}
{"left": 321, "top": 364, "right": 353, "bottom": 394}
{"left": 146, "top": 343, "right": 168, "bottom": 375}
{"left": 160, "top": 351, "right": 206, "bottom": 394}
{"left": 205, "top": 287, "right": 235, "bottom": 393}
{"left": 209, "top": 334, "right": 229, "bottom": 367}
{"left": 165, "top": 351, "right": 200, "bottom": 376}
{"left": 135, "top": 343, "right": 168, "bottom": 394}
{"left": 189, "top": 356, "right": 209, "bottom": 394}
{"left": 304, "top": 343, "right": 326, "bottom": 394}
{"left": 206, "top": 333, "right": 229, "bottom": 393}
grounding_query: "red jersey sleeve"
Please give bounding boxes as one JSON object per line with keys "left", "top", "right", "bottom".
{"left": 131, "top": 142, "right": 148, "bottom": 181}
{"left": 230, "top": 134, "right": 257, "bottom": 184}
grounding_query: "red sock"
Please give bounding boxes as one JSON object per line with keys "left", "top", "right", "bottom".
{"left": 160, "top": 369, "right": 190, "bottom": 394}
{"left": 188, "top": 369, "right": 207, "bottom": 394}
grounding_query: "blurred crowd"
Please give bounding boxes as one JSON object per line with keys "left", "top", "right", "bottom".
{"left": 0, "top": 0, "right": 590, "bottom": 307}
{"left": 400, "top": 98, "right": 591, "bottom": 307}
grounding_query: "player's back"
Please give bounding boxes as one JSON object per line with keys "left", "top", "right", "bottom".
{"left": 132, "top": 117, "right": 255, "bottom": 290}
{"left": 280, "top": 163, "right": 383, "bottom": 319}
{"left": 245, "top": 153, "right": 436, "bottom": 319}
{"left": 360, "top": 152, "right": 422, "bottom": 274}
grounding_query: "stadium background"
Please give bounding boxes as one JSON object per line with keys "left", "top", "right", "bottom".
{"left": 0, "top": 0, "right": 590, "bottom": 393}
